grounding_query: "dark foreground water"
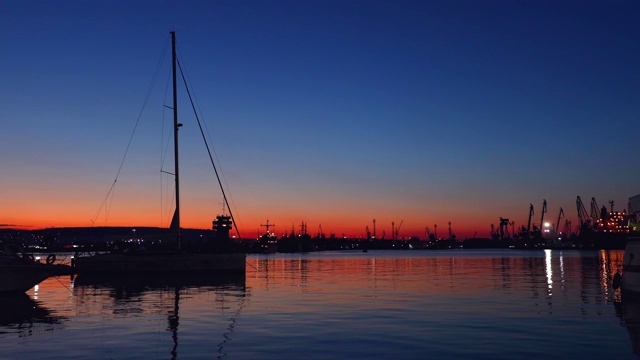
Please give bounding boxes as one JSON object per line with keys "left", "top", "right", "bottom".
{"left": 0, "top": 249, "right": 637, "bottom": 359}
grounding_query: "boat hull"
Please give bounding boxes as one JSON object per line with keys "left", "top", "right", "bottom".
{"left": 73, "top": 252, "right": 247, "bottom": 275}
{"left": 0, "top": 264, "right": 70, "bottom": 293}
{"left": 621, "top": 237, "right": 640, "bottom": 297}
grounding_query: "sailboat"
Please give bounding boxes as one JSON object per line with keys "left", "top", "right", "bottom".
{"left": 73, "top": 32, "right": 246, "bottom": 276}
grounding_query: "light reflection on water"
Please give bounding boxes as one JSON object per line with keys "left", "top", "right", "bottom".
{"left": 0, "top": 249, "right": 636, "bottom": 359}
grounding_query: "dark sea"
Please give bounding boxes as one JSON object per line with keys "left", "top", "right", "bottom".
{"left": 1, "top": 249, "right": 637, "bottom": 359}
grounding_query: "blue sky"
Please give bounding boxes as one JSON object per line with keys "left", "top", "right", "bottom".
{"left": 1, "top": 0, "right": 638, "bottom": 238}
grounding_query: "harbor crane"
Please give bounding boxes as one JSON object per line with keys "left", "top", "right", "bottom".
{"left": 394, "top": 220, "right": 404, "bottom": 240}
{"left": 590, "top": 197, "right": 599, "bottom": 223}
{"left": 555, "top": 208, "right": 564, "bottom": 235}
{"left": 448, "top": 221, "right": 456, "bottom": 240}
{"left": 576, "top": 196, "right": 590, "bottom": 229}
{"left": 525, "top": 204, "right": 534, "bottom": 238}
{"left": 373, "top": 219, "right": 377, "bottom": 239}
{"left": 425, "top": 226, "right": 436, "bottom": 241}
{"left": 539, "top": 199, "right": 547, "bottom": 234}
{"left": 499, "top": 217, "right": 510, "bottom": 239}
{"left": 563, "top": 219, "right": 572, "bottom": 237}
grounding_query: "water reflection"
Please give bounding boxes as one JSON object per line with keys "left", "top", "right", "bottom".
{"left": 0, "top": 293, "right": 67, "bottom": 336}
{"left": 614, "top": 296, "right": 640, "bottom": 357}
{"left": 545, "top": 249, "right": 553, "bottom": 295}
{"left": 2, "top": 251, "right": 634, "bottom": 358}
{"left": 72, "top": 273, "right": 247, "bottom": 359}
{"left": 249, "top": 251, "right": 626, "bottom": 314}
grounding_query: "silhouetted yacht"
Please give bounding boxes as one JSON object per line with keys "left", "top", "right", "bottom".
{"left": 73, "top": 32, "right": 246, "bottom": 277}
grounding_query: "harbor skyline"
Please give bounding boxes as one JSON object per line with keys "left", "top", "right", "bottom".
{"left": 1, "top": 1, "right": 638, "bottom": 239}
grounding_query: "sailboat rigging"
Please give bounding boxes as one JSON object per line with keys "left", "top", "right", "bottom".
{"left": 73, "top": 31, "right": 247, "bottom": 276}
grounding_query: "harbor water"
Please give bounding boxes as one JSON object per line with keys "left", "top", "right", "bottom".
{"left": 0, "top": 249, "right": 637, "bottom": 359}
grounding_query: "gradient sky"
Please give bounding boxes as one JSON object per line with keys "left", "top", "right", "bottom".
{"left": 1, "top": 0, "right": 638, "bottom": 239}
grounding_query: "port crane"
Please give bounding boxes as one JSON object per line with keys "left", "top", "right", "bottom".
{"left": 590, "top": 197, "right": 600, "bottom": 225}
{"left": 539, "top": 199, "right": 547, "bottom": 234}
{"left": 372, "top": 219, "right": 376, "bottom": 239}
{"left": 510, "top": 220, "right": 515, "bottom": 238}
{"left": 563, "top": 219, "right": 573, "bottom": 237}
{"left": 524, "top": 204, "right": 534, "bottom": 238}
{"left": 448, "top": 221, "right": 456, "bottom": 240}
{"left": 425, "top": 227, "right": 435, "bottom": 241}
{"left": 555, "top": 208, "right": 564, "bottom": 235}
{"left": 499, "top": 217, "right": 510, "bottom": 239}
{"left": 394, "top": 220, "right": 404, "bottom": 240}
{"left": 576, "top": 196, "right": 590, "bottom": 230}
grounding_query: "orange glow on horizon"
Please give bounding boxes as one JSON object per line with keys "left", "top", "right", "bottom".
{"left": 4, "top": 212, "right": 493, "bottom": 240}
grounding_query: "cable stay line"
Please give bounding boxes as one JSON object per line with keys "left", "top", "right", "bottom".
{"left": 90, "top": 36, "right": 170, "bottom": 226}
{"left": 176, "top": 58, "right": 243, "bottom": 240}
{"left": 175, "top": 49, "right": 243, "bottom": 235}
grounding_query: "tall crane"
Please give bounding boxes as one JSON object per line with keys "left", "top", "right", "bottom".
{"left": 526, "top": 204, "right": 534, "bottom": 238}
{"left": 576, "top": 196, "right": 590, "bottom": 228}
{"left": 563, "top": 219, "right": 572, "bottom": 237}
{"left": 499, "top": 217, "right": 510, "bottom": 239}
{"left": 448, "top": 221, "right": 455, "bottom": 240}
{"left": 539, "top": 199, "right": 547, "bottom": 233}
{"left": 510, "top": 220, "right": 515, "bottom": 238}
{"left": 372, "top": 219, "right": 377, "bottom": 239}
{"left": 590, "top": 197, "right": 600, "bottom": 224}
{"left": 555, "top": 207, "right": 564, "bottom": 235}
{"left": 425, "top": 226, "right": 435, "bottom": 241}
{"left": 395, "top": 220, "right": 404, "bottom": 240}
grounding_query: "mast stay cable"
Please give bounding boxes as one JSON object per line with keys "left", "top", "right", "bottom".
{"left": 176, "top": 59, "right": 243, "bottom": 240}
{"left": 90, "top": 37, "right": 170, "bottom": 225}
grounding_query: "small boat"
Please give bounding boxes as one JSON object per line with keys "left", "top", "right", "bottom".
{"left": 253, "top": 232, "right": 278, "bottom": 254}
{"left": 0, "top": 245, "right": 73, "bottom": 293}
{"left": 616, "top": 237, "right": 640, "bottom": 296}
{"left": 73, "top": 32, "right": 246, "bottom": 277}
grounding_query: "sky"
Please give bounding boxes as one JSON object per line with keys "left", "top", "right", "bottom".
{"left": 1, "top": 0, "right": 638, "bottom": 239}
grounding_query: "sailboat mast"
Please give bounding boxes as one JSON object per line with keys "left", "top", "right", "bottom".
{"left": 171, "top": 31, "right": 181, "bottom": 249}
